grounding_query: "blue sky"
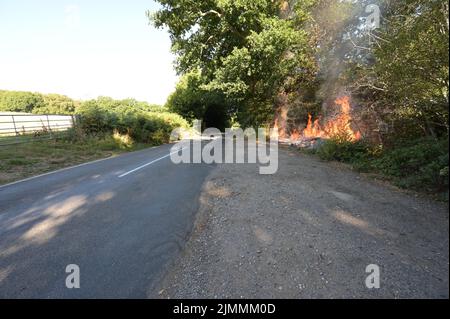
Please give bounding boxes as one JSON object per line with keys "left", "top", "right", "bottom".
{"left": 0, "top": 0, "right": 177, "bottom": 104}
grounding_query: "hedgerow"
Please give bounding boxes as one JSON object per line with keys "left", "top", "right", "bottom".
{"left": 75, "top": 97, "right": 188, "bottom": 144}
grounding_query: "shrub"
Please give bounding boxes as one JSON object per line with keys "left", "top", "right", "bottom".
{"left": 372, "top": 138, "right": 449, "bottom": 192}
{"left": 316, "top": 138, "right": 371, "bottom": 163}
{"left": 113, "top": 130, "right": 134, "bottom": 149}
{"left": 314, "top": 136, "right": 449, "bottom": 196}
{"left": 34, "top": 94, "right": 76, "bottom": 114}
{"left": 75, "top": 97, "right": 189, "bottom": 145}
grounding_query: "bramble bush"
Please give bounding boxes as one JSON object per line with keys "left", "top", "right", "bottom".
{"left": 316, "top": 137, "right": 372, "bottom": 163}
{"left": 371, "top": 138, "right": 449, "bottom": 194}
{"left": 75, "top": 97, "right": 188, "bottom": 145}
{"left": 313, "top": 137, "right": 448, "bottom": 198}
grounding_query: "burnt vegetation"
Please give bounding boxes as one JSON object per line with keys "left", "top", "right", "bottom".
{"left": 153, "top": 0, "right": 448, "bottom": 198}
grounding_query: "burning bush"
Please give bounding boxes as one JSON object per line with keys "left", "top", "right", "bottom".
{"left": 275, "top": 95, "right": 362, "bottom": 145}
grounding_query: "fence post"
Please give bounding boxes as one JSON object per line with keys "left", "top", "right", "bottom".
{"left": 11, "top": 115, "right": 19, "bottom": 143}
{"left": 46, "top": 115, "right": 53, "bottom": 138}
{"left": 11, "top": 115, "right": 18, "bottom": 135}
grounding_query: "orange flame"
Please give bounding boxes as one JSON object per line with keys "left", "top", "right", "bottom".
{"left": 274, "top": 108, "right": 288, "bottom": 138}
{"left": 290, "top": 95, "right": 361, "bottom": 142}
{"left": 274, "top": 118, "right": 285, "bottom": 138}
{"left": 290, "top": 129, "right": 301, "bottom": 140}
{"left": 323, "top": 96, "right": 361, "bottom": 141}
{"left": 303, "top": 114, "right": 325, "bottom": 139}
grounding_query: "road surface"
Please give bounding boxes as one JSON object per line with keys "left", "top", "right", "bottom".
{"left": 0, "top": 142, "right": 448, "bottom": 298}
{"left": 157, "top": 146, "right": 449, "bottom": 299}
{"left": 0, "top": 143, "right": 213, "bottom": 298}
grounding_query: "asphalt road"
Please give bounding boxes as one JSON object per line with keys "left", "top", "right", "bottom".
{"left": 1, "top": 141, "right": 448, "bottom": 299}
{"left": 0, "top": 143, "right": 213, "bottom": 298}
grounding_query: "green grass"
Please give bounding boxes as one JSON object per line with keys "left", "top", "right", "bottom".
{"left": 0, "top": 132, "right": 154, "bottom": 185}
{"left": 304, "top": 137, "right": 449, "bottom": 201}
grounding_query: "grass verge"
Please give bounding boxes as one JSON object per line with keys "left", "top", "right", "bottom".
{"left": 0, "top": 132, "right": 154, "bottom": 185}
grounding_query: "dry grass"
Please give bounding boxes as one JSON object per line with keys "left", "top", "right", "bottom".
{"left": 0, "top": 134, "right": 151, "bottom": 185}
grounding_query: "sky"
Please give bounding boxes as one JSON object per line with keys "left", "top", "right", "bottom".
{"left": 0, "top": 0, "right": 177, "bottom": 105}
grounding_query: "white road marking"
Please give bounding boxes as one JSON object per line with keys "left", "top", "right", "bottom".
{"left": 118, "top": 147, "right": 187, "bottom": 178}
{"left": 0, "top": 146, "right": 161, "bottom": 190}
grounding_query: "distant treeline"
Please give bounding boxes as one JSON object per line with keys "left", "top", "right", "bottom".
{"left": 0, "top": 90, "right": 189, "bottom": 145}
{"left": 0, "top": 90, "right": 164, "bottom": 115}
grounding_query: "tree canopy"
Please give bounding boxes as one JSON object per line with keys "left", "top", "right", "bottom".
{"left": 152, "top": 0, "right": 448, "bottom": 142}
{"left": 151, "top": 0, "right": 318, "bottom": 127}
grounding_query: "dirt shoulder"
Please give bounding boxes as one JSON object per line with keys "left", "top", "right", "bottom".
{"left": 156, "top": 146, "right": 449, "bottom": 299}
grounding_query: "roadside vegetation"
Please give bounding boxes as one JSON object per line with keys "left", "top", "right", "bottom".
{"left": 0, "top": 132, "right": 147, "bottom": 185}
{"left": 305, "top": 137, "right": 449, "bottom": 201}
{"left": 0, "top": 94, "right": 189, "bottom": 185}
{"left": 151, "top": 0, "right": 449, "bottom": 199}
{"left": 76, "top": 97, "right": 188, "bottom": 145}
{"left": 1, "top": 1, "right": 448, "bottom": 198}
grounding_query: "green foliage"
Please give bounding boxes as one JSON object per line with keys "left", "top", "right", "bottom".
{"left": 314, "top": 137, "right": 449, "bottom": 197}
{"left": 294, "top": 0, "right": 449, "bottom": 197}
{"left": 151, "top": 0, "right": 280, "bottom": 75}
{"left": 0, "top": 91, "right": 168, "bottom": 116}
{"left": 316, "top": 138, "right": 371, "bottom": 163}
{"left": 0, "top": 90, "right": 76, "bottom": 115}
{"left": 0, "top": 90, "right": 183, "bottom": 146}
{"left": 34, "top": 94, "right": 77, "bottom": 114}
{"left": 0, "top": 90, "right": 45, "bottom": 113}
{"left": 349, "top": 0, "right": 449, "bottom": 140}
{"left": 371, "top": 138, "right": 449, "bottom": 193}
{"left": 166, "top": 71, "right": 231, "bottom": 130}
{"left": 76, "top": 97, "right": 189, "bottom": 144}
{"left": 151, "top": 0, "right": 318, "bottom": 127}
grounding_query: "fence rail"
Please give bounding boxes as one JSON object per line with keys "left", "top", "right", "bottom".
{"left": 0, "top": 113, "right": 76, "bottom": 146}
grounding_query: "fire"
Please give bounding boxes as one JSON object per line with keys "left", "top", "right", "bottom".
{"left": 290, "top": 129, "right": 301, "bottom": 140}
{"left": 274, "top": 107, "right": 288, "bottom": 138}
{"left": 322, "top": 96, "right": 361, "bottom": 141}
{"left": 303, "top": 114, "right": 325, "bottom": 139}
{"left": 274, "top": 118, "right": 285, "bottom": 138}
{"left": 285, "top": 95, "right": 361, "bottom": 142}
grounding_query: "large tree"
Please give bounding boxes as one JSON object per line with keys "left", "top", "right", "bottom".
{"left": 165, "top": 70, "right": 231, "bottom": 130}
{"left": 150, "top": 0, "right": 317, "bottom": 127}
{"left": 347, "top": 0, "right": 449, "bottom": 141}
